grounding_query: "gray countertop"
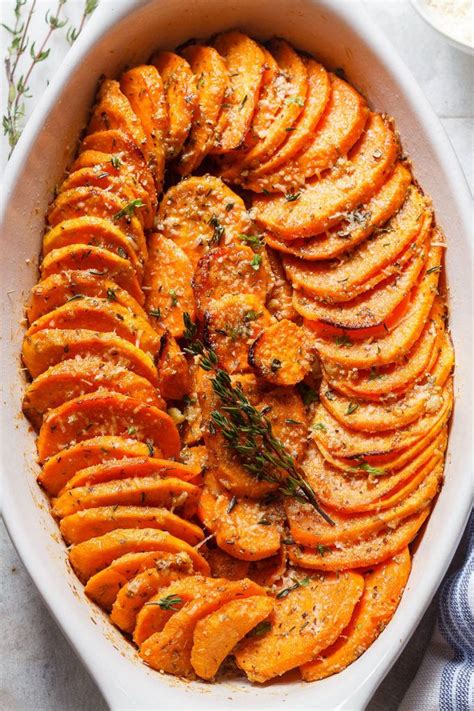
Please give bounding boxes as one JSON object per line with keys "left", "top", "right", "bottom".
{"left": 1, "top": 1, "right": 472, "bottom": 709}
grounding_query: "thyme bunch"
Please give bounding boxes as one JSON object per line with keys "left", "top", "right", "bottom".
{"left": 183, "top": 313, "right": 334, "bottom": 525}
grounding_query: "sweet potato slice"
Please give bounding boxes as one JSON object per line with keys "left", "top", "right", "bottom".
{"left": 245, "top": 73, "right": 369, "bottom": 193}
{"left": 42, "top": 217, "right": 143, "bottom": 278}
{"left": 179, "top": 445, "right": 207, "bottom": 473}
{"left": 84, "top": 550, "right": 196, "bottom": 610}
{"left": 300, "top": 549, "right": 411, "bottom": 680}
{"left": 248, "top": 319, "right": 313, "bottom": 385}
{"left": 63, "top": 456, "right": 199, "bottom": 491}
{"left": 60, "top": 165, "right": 155, "bottom": 230}
{"left": 139, "top": 578, "right": 266, "bottom": 676}
{"left": 310, "top": 246, "right": 443, "bottom": 369}
{"left": 205, "top": 548, "right": 250, "bottom": 581}
{"left": 111, "top": 567, "right": 189, "bottom": 633}
{"left": 53, "top": 475, "right": 199, "bottom": 519}
{"left": 22, "top": 329, "right": 158, "bottom": 383}
{"left": 38, "top": 436, "right": 150, "bottom": 497}
{"left": 151, "top": 51, "right": 197, "bottom": 159}
{"left": 204, "top": 294, "right": 272, "bottom": 374}
{"left": 37, "top": 392, "right": 179, "bottom": 461}
{"left": 133, "top": 575, "right": 218, "bottom": 645}
{"left": 47, "top": 188, "right": 147, "bottom": 266}
{"left": 80, "top": 129, "right": 146, "bottom": 164}
{"left": 293, "top": 239, "right": 429, "bottom": 329}
{"left": 233, "top": 58, "right": 330, "bottom": 183}
{"left": 22, "top": 356, "right": 163, "bottom": 428}
{"left": 120, "top": 65, "right": 168, "bottom": 189}
{"left": 191, "top": 595, "right": 274, "bottom": 679}
{"left": 234, "top": 572, "right": 364, "bottom": 682}
{"left": 210, "top": 31, "right": 265, "bottom": 154}
{"left": 284, "top": 188, "right": 430, "bottom": 302}
{"left": 193, "top": 244, "right": 269, "bottom": 318}
{"left": 27, "top": 270, "right": 147, "bottom": 323}
{"left": 60, "top": 505, "right": 204, "bottom": 545}
{"left": 88, "top": 79, "right": 147, "bottom": 152}
{"left": 40, "top": 245, "right": 144, "bottom": 304}
{"left": 289, "top": 508, "right": 429, "bottom": 571}
{"left": 177, "top": 45, "right": 228, "bottom": 175}
{"left": 264, "top": 246, "right": 297, "bottom": 321}
{"left": 286, "top": 460, "right": 442, "bottom": 546}
{"left": 156, "top": 331, "right": 192, "bottom": 401}
{"left": 158, "top": 175, "right": 250, "bottom": 268}
{"left": 198, "top": 472, "right": 282, "bottom": 561}
{"left": 69, "top": 528, "right": 210, "bottom": 582}
{"left": 302, "top": 437, "right": 446, "bottom": 512}
{"left": 26, "top": 297, "right": 160, "bottom": 356}
{"left": 323, "top": 300, "right": 444, "bottom": 400}
{"left": 248, "top": 546, "right": 288, "bottom": 587}
{"left": 219, "top": 39, "right": 308, "bottom": 174}
{"left": 254, "top": 113, "right": 397, "bottom": 239}
{"left": 143, "top": 233, "right": 195, "bottom": 338}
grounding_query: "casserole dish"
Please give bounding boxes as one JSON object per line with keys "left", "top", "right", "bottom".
{"left": 1, "top": 0, "right": 472, "bottom": 708}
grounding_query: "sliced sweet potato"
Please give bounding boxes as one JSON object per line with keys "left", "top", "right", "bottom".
{"left": 60, "top": 164, "right": 155, "bottom": 230}
{"left": 286, "top": 459, "right": 442, "bottom": 546}
{"left": 266, "top": 162, "right": 412, "bottom": 263}
{"left": 254, "top": 113, "right": 397, "bottom": 239}
{"left": 139, "top": 577, "right": 266, "bottom": 676}
{"left": 323, "top": 301, "right": 444, "bottom": 400}
{"left": 26, "top": 297, "right": 160, "bottom": 356}
{"left": 210, "top": 31, "right": 265, "bottom": 154}
{"left": 47, "top": 188, "right": 147, "bottom": 266}
{"left": 302, "top": 436, "right": 446, "bottom": 512}
{"left": 158, "top": 175, "right": 250, "bottom": 268}
{"left": 22, "top": 356, "right": 163, "bottom": 429}
{"left": 156, "top": 331, "right": 192, "bottom": 401}
{"left": 293, "top": 238, "right": 429, "bottom": 329}
{"left": 143, "top": 233, "right": 195, "bottom": 338}
{"left": 264, "top": 246, "right": 297, "bottom": 321}
{"left": 177, "top": 45, "right": 228, "bottom": 175}
{"left": 37, "top": 392, "right": 179, "bottom": 461}
{"left": 235, "top": 572, "right": 364, "bottom": 682}
{"left": 84, "top": 549, "right": 196, "bottom": 610}
{"left": 300, "top": 549, "right": 411, "bottom": 680}
{"left": 204, "top": 294, "right": 272, "bottom": 374}
{"left": 22, "top": 329, "right": 158, "bottom": 384}
{"left": 120, "top": 65, "right": 168, "bottom": 189}
{"left": 205, "top": 548, "right": 250, "bottom": 581}
{"left": 80, "top": 129, "right": 146, "bottom": 163}
{"left": 38, "top": 436, "right": 151, "bottom": 496}
{"left": 60, "top": 505, "right": 204, "bottom": 545}
{"left": 62, "top": 456, "right": 199, "bottom": 492}
{"left": 310, "top": 246, "right": 443, "bottom": 369}
{"left": 288, "top": 508, "right": 430, "bottom": 571}
{"left": 284, "top": 188, "right": 430, "bottom": 302}
{"left": 219, "top": 39, "right": 308, "bottom": 173}
{"left": 88, "top": 79, "right": 147, "bottom": 152}
{"left": 245, "top": 73, "right": 369, "bottom": 193}
{"left": 248, "top": 546, "right": 287, "bottom": 587}
{"left": 233, "top": 58, "right": 330, "bottom": 183}
{"left": 27, "top": 270, "right": 147, "bottom": 323}
{"left": 193, "top": 244, "right": 269, "bottom": 318}
{"left": 191, "top": 595, "right": 274, "bottom": 679}
{"left": 198, "top": 472, "right": 282, "bottom": 561}
{"left": 248, "top": 319, "right": 313, "bottom": 385}
{"left": 111, "top": 567, "right": 189, "bottom": 633}
{"left": 53, "top": 475, "right": 199, "bottom": 519}
{"left": 151, "top": 50, "right": 197, "bottom": 159}
{"left": 40, "top": 244, "right": 144, "bottom": 304}
{"left": 69, "top": 528, "right": 210, "bottom": 582}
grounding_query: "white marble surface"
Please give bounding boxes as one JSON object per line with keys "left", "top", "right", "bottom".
{"left": 1, "top": 1, "right": 472, "bottom": 709}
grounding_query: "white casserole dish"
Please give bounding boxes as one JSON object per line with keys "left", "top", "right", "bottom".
{"left": 1, "top": 1, "right": 472, "bottom": 708}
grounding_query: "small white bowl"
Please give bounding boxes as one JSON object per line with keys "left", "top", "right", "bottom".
{"left": 411, "top": 0, "right": 474, "bottom": 55}
{"left": 1, "top": 1, "right": 472, "bottom": 709}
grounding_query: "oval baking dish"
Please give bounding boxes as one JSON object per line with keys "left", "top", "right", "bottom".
{"left": 1, "top": 1, "right": 472, "bottom": 708}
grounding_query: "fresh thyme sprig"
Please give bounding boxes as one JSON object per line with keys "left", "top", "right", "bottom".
{"left": 66, "top": 0, "right": 98, "bottom": 44}
{"left": 183, "top": 313, "right": 334, "bottom": 525}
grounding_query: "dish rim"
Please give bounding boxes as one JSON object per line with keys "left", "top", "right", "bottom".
{"left": 1, "top": 1, "right": 472, "bottom": 709}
